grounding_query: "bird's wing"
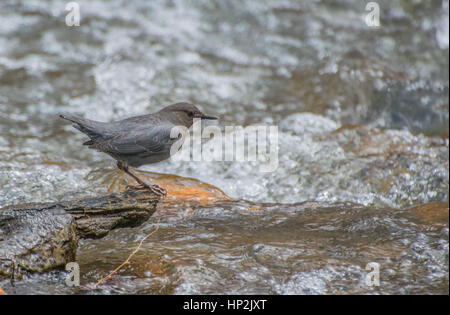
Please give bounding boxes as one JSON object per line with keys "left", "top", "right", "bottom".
{"left": 103, "top": 124, "right": 181, "bottom": 156}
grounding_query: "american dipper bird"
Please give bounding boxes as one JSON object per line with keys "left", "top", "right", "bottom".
{"left": 60, "top": 102, "right": 218, "bottom": 196}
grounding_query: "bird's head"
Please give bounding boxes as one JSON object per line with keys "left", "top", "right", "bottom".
{"left": 159, "top": 102, "right": 218, "bottom": 127}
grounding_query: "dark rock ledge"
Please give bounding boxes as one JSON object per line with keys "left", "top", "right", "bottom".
{"left": 0, "top": 188, "right": 159, "bottom": 278}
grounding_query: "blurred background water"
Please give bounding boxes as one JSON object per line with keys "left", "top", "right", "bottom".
{"left": 0, "top": 0, "right": 448, "bottom": 294}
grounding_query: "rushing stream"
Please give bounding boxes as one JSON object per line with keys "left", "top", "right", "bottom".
{"left": 0, "top": 0, "right": 448, "bottom": 294}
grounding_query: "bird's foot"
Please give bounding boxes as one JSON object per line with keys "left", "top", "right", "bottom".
{"left": 137, "top": 183, "right": 167, "bottom": 197}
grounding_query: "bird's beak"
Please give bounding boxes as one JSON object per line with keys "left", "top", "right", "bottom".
{"left": 200, "top": 114, "right": 218, "bottom": 120}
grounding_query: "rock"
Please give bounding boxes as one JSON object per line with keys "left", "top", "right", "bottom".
{"left": 101, "top": 170, "right": 232, "bottom": 205}
{"left": 0, "top": 206, "right": 76, "bottom": 278}
{"left": 408, "top": 202, "right": 449, "bottom": 226}
{"left": 64, "top": 187, "right": 160, "bottom": 239}
{"left": 0, "top": 188, "right": 160, "bottom": 278}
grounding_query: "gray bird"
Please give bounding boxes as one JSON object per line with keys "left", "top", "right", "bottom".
{"left": 60, "top": 102, "right": 218, "bottom": 196}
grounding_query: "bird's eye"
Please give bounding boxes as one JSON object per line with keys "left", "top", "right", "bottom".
{"left": 188, "top": 111, "right": 194, "bottom": 117}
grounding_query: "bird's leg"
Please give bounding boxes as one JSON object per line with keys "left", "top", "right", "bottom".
{"left": 117, "top": 161, "right": 167, "bottom": 197}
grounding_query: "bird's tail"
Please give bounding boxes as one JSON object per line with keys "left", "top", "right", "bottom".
{"left": 59, "top": 114, "right": 109, "bottom": 142}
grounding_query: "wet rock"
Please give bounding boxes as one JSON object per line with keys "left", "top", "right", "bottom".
{"left": 0, "top": 206, "right": 76, "bottom": 278}
{"left": 63, "top": 188, "right": 160, "bottom": 239}
{"left": 98, "top": 170, "right": 232, "bottom": 205}
{"left": 0, "top": 188, "right": 160, "bottom": 278}
{"left": 407, "top": 202, "right": 449, "bottom": 226}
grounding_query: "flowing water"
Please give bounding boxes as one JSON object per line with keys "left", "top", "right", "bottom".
{"left": 0, "top": 0, "right": 448, "bottom": 294}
